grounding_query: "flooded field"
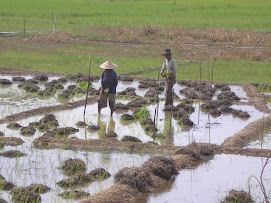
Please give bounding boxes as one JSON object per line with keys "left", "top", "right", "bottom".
{"left": 0, "top": 72, "right": 270, "bottom": 202}
{"left": 145, "top": 154, "right": 271, "bottom": 203}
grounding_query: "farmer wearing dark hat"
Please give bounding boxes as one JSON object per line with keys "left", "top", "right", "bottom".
{"left": 98, "top": 61, "right": 118, "bottom": 116}
{"left": 160, "top": 49, "right": 177, "bottom": 106}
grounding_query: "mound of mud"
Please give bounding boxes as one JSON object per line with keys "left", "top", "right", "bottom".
{"left": 61, "top": 158, "right": 87, "bottom": 176}
{"left": 47, "top": 127, "right": 79, "bottom": 138}
{"left": 144, "top": 89, "right": 157, "bottom": 98}
{"left": 7, "top": 123, "right": 22, "bottom": 130}
{"left": 88, "top": 125, "right": 100, "bottom": 131}
{"left": 0, "top": 137, "right": 24, "bottom": 147}
{"left": 220, "top": 106, "right": 234, "bottom": 113}
{"left": 119, "top": 76, "right": 133, "bottom": 82}
{"left": 116, "top": 103, "right": 129, "bottom": 110}
{"left": 11, "top": 184, "right": 50, "bottom": 203}
{"left": 221, "top": 190, "right": 254, "bottom": 203}
{"left": 163, "top": 106, "right": 179, "bottom": 112}
{"left": 76, "top": 121, "right": 87, "bottom": 128}
{"left": 0, "top": 175, "right": 15, "bottom": 191}
{"left": 0, "top": 131, "right": 4, "bottom": 137}
{"left": 37, "top": 114, "right": 59, "bottom": 131}
{"left": 37, "top": 87, "right": 56, "bottom": 97}
{"left": 57, "top": 77, "right": 68, "bottom": 83}
{"left": 214, "top": 83, "right": 230, "bottom": 91}
{"left": 121, "top": 114, "right": 134, "bottom": 121}
{"left": 29, "top": 122, "right": 41, "bottom": 128}
{"left": 18, "top": 82, "right": 40, "bottom": 93}
{"left": 25, "top": 79, "right": 38, "bottom": 84}
{"left": 183, "top": 105, "right": 195, "bottom": 113}
{"left": 0, "top": 198, "right": 7, "bottom": 203}
{"left": 106, "top": 131, "right": 118, "bottom": 138}
{"left": 119, "top": 87, "right": 137, "bottom": 97}
{"left": 121, "top": 136, "right": 142, "bottom": 143}
{"left": 59, "top": 190, "right": 90, "bottom": 200}
{"left": 0, "top": 79, "right": 12, "bottom": 85}
{"left": 0, "top": 150, "right": 26, "bottom": 158}
{"left": 58, "top": 168, "right": 110, "bottom": 189}
{"left": 88, "top": 168, "right": 111, "bottom": 180}
{"left": 178, "top": 117, "right": 194, "bottom": 127}
{"left": 127, "top": 97, "right": 148, "bottom": 107}
{"left": 210, "top": 109, "right": 222, "bottom": 117}
{"left": 142, "top": 156, "right": 178, "bottom": 180}
{"left": 114, "top": 167, "right": 153, "bottom": 193}
{"left": 20, "top": 126, "right": 36, "bottom": 136}
{"left": 34, "top": 74, "right": 49, "bottom": 81}
{"left": 176, "top": 142, "right": 214, "bottom": 160}
{"left": 12, "top": 76, "right": 25, "bottom": 82}
{"left": 217, "top": 91, "right": 240, "bottom": 101}
{"left": 232, "top": 109, "right": 250, "bottom": 118}
{"left": 139, "top": 79, "right": 158, "bottom": 88}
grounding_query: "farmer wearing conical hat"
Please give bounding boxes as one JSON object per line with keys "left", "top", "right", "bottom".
{"left": 98, "top": 61, "right": 118, "bottom": 116}
{"left": 160, "top": 49, "right": 177, "bottom": 106}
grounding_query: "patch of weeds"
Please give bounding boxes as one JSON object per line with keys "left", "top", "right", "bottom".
{"left": 134, "top": 108, "right": 150, "bottom": 120}
{"left": 59, "top": 190, "right": 90, "bottom": 200}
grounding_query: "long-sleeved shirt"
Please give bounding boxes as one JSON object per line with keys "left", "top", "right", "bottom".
{"left": 161, "top": 58, "right": 177, "bottom": 76}
{"left": 101, "top": 70, "right": 118, "bottom": 94}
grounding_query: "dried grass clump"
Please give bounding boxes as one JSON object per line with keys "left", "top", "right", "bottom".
{"left": 114, "top": 167, "right": 153, "bottom": 193}
{"left": 0, "top": 175, "right": 15, "bottom": 191}
{"left": 142, "top": 156, "right": 178, "bottom": 180}
{"left": 221, "top": 190, "right": 254, "bottom": 203}
{"left": 61, "top": 158, "right": 87, "bottom": 176}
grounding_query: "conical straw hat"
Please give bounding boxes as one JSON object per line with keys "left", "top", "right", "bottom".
{"left": 100, "top": 61, "right": 118, "bottom": 69}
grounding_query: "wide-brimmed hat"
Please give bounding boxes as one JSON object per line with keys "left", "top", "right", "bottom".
{"left": 100, "top": 61, "right": 118, "bottom": 69}
{"left": 161, "top": 49, "right": 172, "bottom": 55}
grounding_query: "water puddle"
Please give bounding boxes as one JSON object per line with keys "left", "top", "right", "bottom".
{"left": 144, "top": 154, "right": 271, "bottom": 203}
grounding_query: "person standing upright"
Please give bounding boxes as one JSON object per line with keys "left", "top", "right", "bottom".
{"left": 160, "top": 49, "right": 177, "bottom": 106}
{"left": 98, "top": 61, "right": 118, "bottom": 116}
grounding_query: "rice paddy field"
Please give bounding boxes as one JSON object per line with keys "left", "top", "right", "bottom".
{"left": 0, "top": 0, "right": 271, "bottom": 202}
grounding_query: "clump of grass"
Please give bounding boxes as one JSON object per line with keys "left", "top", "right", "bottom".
{"left": 134, "top": 109, "right": 150, "bottom": 120}
{"left": 77, "top": 81, "right": 90, "bottom": 91}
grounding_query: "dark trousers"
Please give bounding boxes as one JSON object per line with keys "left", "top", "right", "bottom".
{"left": 165, "top": 75, "right": 176, "bottom": 105}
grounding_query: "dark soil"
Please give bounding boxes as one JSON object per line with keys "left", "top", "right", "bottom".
{"left": 217, "top": 91, "right": 240, "bottom": 101}
{"left": 0, "top": 131, "right": 4, "bottom": 137}
{"left": 76, "top": 121, "right": 87, "bottom": 128}
{"left": 142, "top": 156, "right": 178, "bottom": 180}
{"left": 176, "top": 142, "right": 214, "bottom": 160}
{"left": 37, "top": 114, "right": 59, "bottom": 131}
{"left": 37, "top": 86, "right": 56, "bottom": 97}
{"left": 59, "top": 190, "right": 90, "bottom": 200}
{"left": 29, "top": 122, "right": 41, "bottom": 128}
{"left": 119, "top": 76, "right": 133, "bottom": 82}
{"left": 114, "top": 167, "right": 153, "bottom": 193}
{"left": 121, "top": 114, "right": 134, "bottom": 121}
{"left": 0, "top": 198, "right": 7, "bottom": 203}
{"left": 45, "top": 127, "right": 79, "bottom": 138}
{"left": 116, "top": 103, "right": 129, "bottom": 110}
{"left": 18, "top": 82, "right": 40, "bottom": 93}
{"left": 7, "top": 122, "right": 22, "bottom": 130}
{"left": 119, "top": 87, "right": 137, "bottom": 97}
{"left": 121, "top": 136, "right": 142, "bottom": 143}
{"left": 57, "top": 77, "right": 68, "bottom": 83}
{"left": 144, "top": 88, "right": 157, "bottom": 98}
{"left": 139, "top": 79, "right": 158, "bottom": 88}
{"left": 163, "top": 106, "right": 179, "bottom": 112}
{"left": 12, "top": 76, "right": 26, "bottom": 82}
{"left": 178, "top": 117, "right": 194, "bottom": 127}
{"left": 210, "top": 109, "right": 222, "bottom": 117}
{"left": 232, "top": 109, "right": 250, "bottom": 118}
{"left": 61, "top": 158, "right": 87, "bottom": 176}
{"left": 0, "top": 79, "right": 12, "bottom": 85}
{"left": 221, "top": 190, "right": 254, "bottom": 203}
{"left": 106, "top": 131, "right": 118, "bottom": 138}
{"left": 88, "top": 125, "right": 100, "bottom": 131}
{"left": 57, "top": 168, "right": 110, "bottom": 189}
{"left": 0, "top": 137, "right": 24, "bottom": 147}
{"left": 0, "top": 150, "right": 26, "bottom": 158}
{"left": 33, "top": 74, "right": 48, "bottom": 81}
{"left": 127, "top": 97, "right": 148, "bottom": 107}
{"left": 0, "top": 175, "right": 15, "bottom": 191}
{"left": 20, "top": 126, "right": 36, "bottom": 136}
{"left": 10, "top": 184, "right": 51, "bottom": 203}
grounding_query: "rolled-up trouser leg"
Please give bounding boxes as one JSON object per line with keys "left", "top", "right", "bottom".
{"left": 165, "top": 76, "right": 175, "bottom": 105}
{"left": 108, "top": 93, "right": 116, "bottom": 111}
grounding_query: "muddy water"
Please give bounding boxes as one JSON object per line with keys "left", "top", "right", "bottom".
{"left": 147, "top": 103, "right": 264, "bottom": 146}
{"left": 0, "top": 75, "right": 83, "bottom": 119}
{"left": 245, "top": 132, "right": 271, "bottom": 150}
{"left": 145, "top": 154, "right": 271, "bottom": 203}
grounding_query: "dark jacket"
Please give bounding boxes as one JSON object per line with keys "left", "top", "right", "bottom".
{"left": 101, "top": 70, "right": 118, "bottom": 94}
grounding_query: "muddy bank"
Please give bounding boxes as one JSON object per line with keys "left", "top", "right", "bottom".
{"left": 222, "top": 115, "right": 271, "bottom": 148}
{"left": 82, "top": 149, "right": 213, "bottom": 203}
{"left": 243, "top": 84, "right": 270, "bottom": 113}
{"left": 0, "top": 98, "right": 96, "bottom": 125}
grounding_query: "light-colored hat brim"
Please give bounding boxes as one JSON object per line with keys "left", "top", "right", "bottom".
{"left": 100, "top": 61, "right": 118, "bottom": 69}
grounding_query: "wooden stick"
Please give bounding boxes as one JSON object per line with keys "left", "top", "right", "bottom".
{"left": 153, "top": 71, "right": 160, "bottom": 143}
{"left": 23, "top": 19, "right": 26, "bottom": 36}
{"left": 83, "top": 58, "right": 92, "bottom": 122}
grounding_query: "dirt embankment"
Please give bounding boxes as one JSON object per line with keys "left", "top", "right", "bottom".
{"left": 243, "top": 83, "right": 270, "bottom": 113}
{"left": 222, "top": 115, "right": 271, "bottom": 148}
{"left": 0, "top": 137, "right": 24, "bottom": 147}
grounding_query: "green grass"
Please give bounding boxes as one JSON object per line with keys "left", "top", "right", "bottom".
{"left": 0, "top": 0, "right": 270, "bottom": 31}
{"left": 0, "top": 51, "right": 270, "bottom": 83}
